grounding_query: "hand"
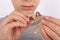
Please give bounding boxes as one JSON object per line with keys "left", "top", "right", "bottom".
{"left": 0, "top": 11, "right": 31, "bottom": 40}
{"left": 40, "top": 16, "right": 60, "bottom": 40}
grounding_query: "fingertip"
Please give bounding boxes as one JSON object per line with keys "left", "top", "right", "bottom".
{"left": 44, "top": 16, "right": 52, "bottom": 20}
{"left": 26, "top": 18, "right": 29, "bottom": 22}
{"left": 43, "top": 16, "right": 49, "bottom": 19}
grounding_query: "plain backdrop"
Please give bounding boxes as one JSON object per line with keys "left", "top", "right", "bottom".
{"left": 0, "top": 0, "right": 60, "bottom": 18}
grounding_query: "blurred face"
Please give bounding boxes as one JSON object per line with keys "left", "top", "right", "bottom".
{"left": 12, "top": 0, "right": 39, "bottom": 12}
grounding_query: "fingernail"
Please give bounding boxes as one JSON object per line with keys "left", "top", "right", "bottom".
{"left": 27, "top": 19, "right": 29, "bottom": 21}
{"left": 45, "top": 16, "right": 49, "bottom": 19}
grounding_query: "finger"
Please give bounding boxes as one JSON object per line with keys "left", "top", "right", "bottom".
{"left": 4, "top": 22, "right": 27, "bottom": 31}
{"left": 11, "top": 27, "right": 21, "bottom": 40}
{"left": 13, "top": 27, "right": 21, "bottom": 40}
{"left": 42, "top": 25, "right": 60, "bottom": 40}
{"left": 44, "top": 16, "right": 60, "bottom": 26}
{"left": 11, "top": 11, "right": 30, "bottom": 21}
{"left": 1, "top": 14, "right": 27, "bottom": 25}
{"left": 40, "top": 24, "right": 51, "bottom": 40}
{"left": 41, "top": 19, "right": 60, "bottom": 36}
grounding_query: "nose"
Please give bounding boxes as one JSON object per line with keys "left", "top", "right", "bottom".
{"left": 24, "top": 0, "right": 31, "bottom": 2}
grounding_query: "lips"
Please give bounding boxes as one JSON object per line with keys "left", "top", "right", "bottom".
{"left": 21, "top": 5, "right": 34, "bottom": 10}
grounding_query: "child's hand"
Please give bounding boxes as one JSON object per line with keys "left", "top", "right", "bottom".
{"left": 40, "top": 16, "right": 60, "bottom": 40}
{"left": 0, "top": 11, "right": 31, "bottom": 40}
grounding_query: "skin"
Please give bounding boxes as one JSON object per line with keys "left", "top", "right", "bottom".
{"left": 0, "top": 0, "right": 60, "bottom": 40}
{"left": 40, "top": 16, "right": 60, "bottom": 40}
{"left": 0, "top": 0, "right": 39, "bottom": 40}
{"left": 12, "top": 0, "right": 39, "bottom": 17}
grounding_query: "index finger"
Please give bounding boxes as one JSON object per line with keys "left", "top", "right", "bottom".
{"left": 11, "top": 11, "right": 31, "bottom": 21}
{"left": 45, "top": 16, "right": 60, "bottom": 26}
